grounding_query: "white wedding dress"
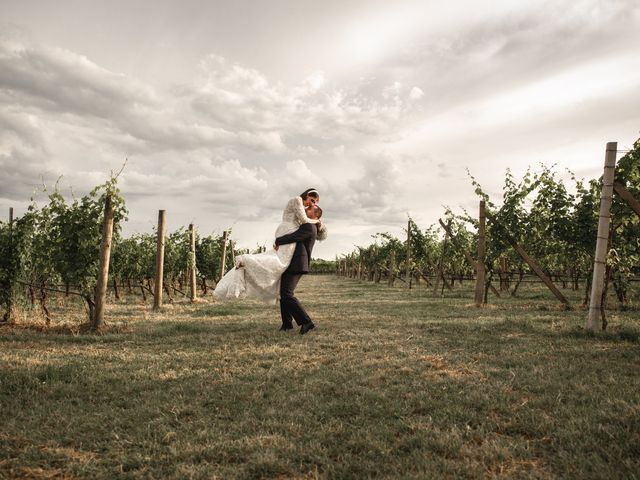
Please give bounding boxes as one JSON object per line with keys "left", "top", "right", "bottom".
{"left": 213, "top": 197, "right": 327, "bottom": 304}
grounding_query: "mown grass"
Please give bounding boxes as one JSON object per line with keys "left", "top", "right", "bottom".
{"left": 1, "top": 276, "right": 639, "bottom": 479}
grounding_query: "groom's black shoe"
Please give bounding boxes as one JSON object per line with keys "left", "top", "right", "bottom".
{"left": 300, "top": 322, "right": 315, "bottom": 335}
{"left": 279, "top": 324, "right": 293, "bottom": 331}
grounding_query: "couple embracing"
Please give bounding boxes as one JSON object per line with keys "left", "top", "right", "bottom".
{"left": 213, "top": 188, "right": 327, "bottom": 334}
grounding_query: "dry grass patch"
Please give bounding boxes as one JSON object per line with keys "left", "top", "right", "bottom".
{"left": 1, "top": 275, "right": 639, "bottom": 479}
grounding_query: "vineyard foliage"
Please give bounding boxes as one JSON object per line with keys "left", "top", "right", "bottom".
{"left": 2, "top": 139, "right": 639, "bottom": 323}
{"left": 0, "top": 177, "right": 242, "bottom": 322}
{"left": 339, "top": 139, "right": 640, "bottom": 307}
{"left": 1, "top": 178, "right": 127, "bottom": 320}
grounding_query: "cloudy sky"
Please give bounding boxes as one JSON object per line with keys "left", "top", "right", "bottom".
{"left": 1, "top": 0, "right": 639, "bottom": 258}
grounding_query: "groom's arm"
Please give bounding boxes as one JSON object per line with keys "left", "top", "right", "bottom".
{"left": 317, "top": 222, "right": 328, "bottom": 241}
{"left": 275, "top": 223, "right": 314, "bottom": 246}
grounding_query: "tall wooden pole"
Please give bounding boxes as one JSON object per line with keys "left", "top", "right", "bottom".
{"left": 189, "top": 223, "right": 197, "bottom": 302}
{"left": 587, "top": 142, "right": 617, "bottom": 331}
{"left": 474, "top": 201, "right": 486, "bottom": 306}
{"left": 153, "top": 210, "right": 166, "bottom": 310}
{"left": 405, "top": 220, "right": 412, "bottom": 289}
{"left": 219, "top": 231, "right": 229, "bottom": 279}
{"left": 92, "top": 195, "right": 115, "bottom": 330}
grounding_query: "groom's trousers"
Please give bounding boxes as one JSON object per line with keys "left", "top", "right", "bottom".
{"left": 280, "top": 272, "right": 312, "bottom": 328}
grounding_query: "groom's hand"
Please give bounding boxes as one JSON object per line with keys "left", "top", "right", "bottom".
{"left": 273, "top": 244, "right": 279, "bottom": 251}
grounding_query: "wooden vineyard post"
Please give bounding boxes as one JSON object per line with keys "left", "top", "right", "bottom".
{"left": 433, "top": 220, "right": 451, "bottom": 296}
{"left": 92, "top": 195, "right": 115, "bottom": 330}
{"left": 153, "top": 210, "right": 166, "bottom": 310}
{"left": 113, "top": 278, "right": 120, "bottom": 300}
{"left": 587, "top": 142, "right": 617, "bottom": 331}
{"left": 405, "top": 220, "right": 412, "bottom": 289}
{"left": 438, "top": 218, "right": 501, "bottom": 300}
{"left": 3, "top": 208, "right": 14, "bottom": 322}
{"left": 373, "top": 245, "right": 381, "bottom": 283}
{"left": 388, "top": 250, "right": 396, "bottom": 286}
{"left": 613, "top": 182, "right": 640, "bottom": 220}
{"left": 486, "top": 210, "right": 568, "bottom": 305}
{"left": 509, "top": 239, "right": 568, "bottom": 305}
{"left": 230, "top": 240, "right": 235, "bottom": 268}
{"left": 474, "top": 201, "right": 486, "bottom": 306}
{"left": 9, "top": 207, "right": 14, "bottom": 319}
{"left": 219, "top": 231, "right": 229, "bottom": 279}
{"left": 189, "top": 223, "right": 197, "bottom": 302}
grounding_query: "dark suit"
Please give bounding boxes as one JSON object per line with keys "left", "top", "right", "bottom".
{"left": 275, "top": 223, "right": 317, "bottom": 328}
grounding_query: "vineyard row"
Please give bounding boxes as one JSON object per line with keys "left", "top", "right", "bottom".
{"left": 335, "top": 140, "right": 640, "bottom": 331}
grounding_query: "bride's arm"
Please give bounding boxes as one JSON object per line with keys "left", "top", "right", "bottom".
{"left": 289, "top": 197, "right": 318, "bottom": 225}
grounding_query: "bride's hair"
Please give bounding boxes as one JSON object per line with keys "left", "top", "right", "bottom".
{"left": 300, "top": 188, "right": 319, "bottom": 200}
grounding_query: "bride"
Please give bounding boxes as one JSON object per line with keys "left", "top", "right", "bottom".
{"left": 213, "top": 188, "right": 327, "bottom": 304}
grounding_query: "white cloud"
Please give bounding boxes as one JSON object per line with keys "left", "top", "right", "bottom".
{"left": 302, "top": 71, "right": 326, "bottom": 91}
{"left": 188, "top": 54, "right": 422, "bottom": 142}
{"left": 0, "top": 38, "right": 156, "bottom": 116}
{"left": 1, "top": 0, "right": 638, "bottom": 258}
{"left": 0, "top": 30, "right": 425, "bottom": 237}
{"left": 0, "top": 37, "right": 291, "bottom": 155}
{"left": 331, "top": 145, "right": 345, "bottom": 156}
{"left": 409, "top": 86, "right": 424, "bottom": 101}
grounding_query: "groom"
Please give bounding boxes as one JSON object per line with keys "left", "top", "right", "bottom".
{"left": 274, "top": 205, "right": 323, "bottom": 334}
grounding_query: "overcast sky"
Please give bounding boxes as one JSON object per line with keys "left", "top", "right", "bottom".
{"left": 1, "top": 0, "right": 639, "bottom": 258}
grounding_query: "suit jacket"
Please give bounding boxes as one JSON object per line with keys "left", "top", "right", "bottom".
{"left": 275, "top": 223, "right": 317, "bottom": 274}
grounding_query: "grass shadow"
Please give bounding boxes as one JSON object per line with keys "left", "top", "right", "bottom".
{"left": 191, "top": 304, "right": 256, "bottom": 317}
{"left": 561, "top": 325, "right": 640, "bottom": 344}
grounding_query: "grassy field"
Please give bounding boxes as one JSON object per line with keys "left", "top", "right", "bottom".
{"left": 1, "top": 275, "right": 639, "bottom": 479}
